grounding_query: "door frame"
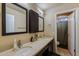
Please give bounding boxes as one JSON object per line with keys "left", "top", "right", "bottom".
{"left": 68, "top": 11, "right": 75, "bottom": 55}
{"left": 55, "top": 8, "right": 76, "bottom": 55}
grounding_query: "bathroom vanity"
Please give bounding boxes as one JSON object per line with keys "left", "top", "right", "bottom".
{"left": 1, "top": 3, "right": 54, "bottom": 56}
{"left": 0, "top": 37, "right": 54, "bottom": 56}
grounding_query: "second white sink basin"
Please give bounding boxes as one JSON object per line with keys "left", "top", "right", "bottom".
{"left": 14, "top": 46, "right": 32, "bottom": 56}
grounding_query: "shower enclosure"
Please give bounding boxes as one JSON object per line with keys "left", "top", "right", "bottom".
{"left": 57, "top": 16, "right": 68, "bottom": 49}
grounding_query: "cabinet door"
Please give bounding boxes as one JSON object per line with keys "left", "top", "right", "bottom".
{"left": 29, "top": 10, "right": 39, "bottom": 33}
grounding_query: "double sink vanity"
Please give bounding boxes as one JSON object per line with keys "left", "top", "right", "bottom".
{"left": 0, "top": 37, "right": 54, "bottom": 56}
{"left": 1, "top": 3, "right": 54, "bottom": 56}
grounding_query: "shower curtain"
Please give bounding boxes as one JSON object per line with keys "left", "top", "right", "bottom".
{"left": 57, "top": 16, "right": 68, "bottom": 49}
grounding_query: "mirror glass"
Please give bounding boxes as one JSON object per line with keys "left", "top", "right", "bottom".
{"left": 39, "top": 16, "right": 44, "bottom": 32}
{"left": 2, "top": 3, "right": 27, "bottom": 35}
{"left": 6, "top": 4, "right": 26, "bottom": 33}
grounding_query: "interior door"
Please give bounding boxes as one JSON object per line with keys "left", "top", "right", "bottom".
{"left": 68, "top": 12, "right": 75, "bottom": 56}
{"left": 75, "top": 9, "right": 79, "bottom": 56}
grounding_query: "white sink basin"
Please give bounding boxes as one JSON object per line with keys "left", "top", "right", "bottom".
{"left": 14, "top": 46, "right": 32, "bottom": 56}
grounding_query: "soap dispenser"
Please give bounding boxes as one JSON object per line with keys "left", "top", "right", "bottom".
{"left": 13, "top": 39, "right": 19, "bottom": 51}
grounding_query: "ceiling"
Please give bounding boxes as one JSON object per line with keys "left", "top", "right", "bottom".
{"left": 18, "top": 3, "right": 64, "bottom": 11}
{"left": 36, "top": 3, "right": 63, "bottom": 11}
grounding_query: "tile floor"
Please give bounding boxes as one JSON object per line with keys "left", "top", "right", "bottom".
{"left": 57, "top": 47, "right": 71, "bottom": 56}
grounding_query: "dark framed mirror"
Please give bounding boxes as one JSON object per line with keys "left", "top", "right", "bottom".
{"left": 2, "top": 3, "right": 28, "bottom": 36}
{"left": 38, "top": 16, "right": 44, "bottom": 32}
{"left": 29, "top": 10, "right": 39, "bottom": 33}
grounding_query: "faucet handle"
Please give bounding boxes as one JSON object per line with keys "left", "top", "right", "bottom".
{"left": 17, "top": 40, "right": 21, "bottom": 48}
{"left": 30, "top": 36, "right": 33, "bottom": 42}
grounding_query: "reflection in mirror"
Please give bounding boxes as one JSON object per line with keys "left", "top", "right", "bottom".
{"left": 39, "top": 16, "right": 44, "bottom": 32}
{"left": 6, "top": 14, "right": 15, "bottom": 33}
{"left": 2, "top": 3, "right": 27, "bottom": 35}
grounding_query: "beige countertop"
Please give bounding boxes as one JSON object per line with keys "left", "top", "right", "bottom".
{"left": 0, "top": 37, "right": 53, "bottom": 56}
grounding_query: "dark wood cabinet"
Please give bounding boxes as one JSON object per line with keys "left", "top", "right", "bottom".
{"left": 35, "top": 39, "right": 54, "bottom": 56}
{"left": 29, "top": 10, "right": 39, "bottom": 33}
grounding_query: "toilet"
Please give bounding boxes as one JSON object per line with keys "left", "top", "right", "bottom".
{"left": 57, "top": 41, "right": 60, "bottom": 45}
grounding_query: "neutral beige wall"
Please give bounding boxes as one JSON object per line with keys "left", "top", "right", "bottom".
{"left": 0, "top": 4, "right": 45, "bottom": 52}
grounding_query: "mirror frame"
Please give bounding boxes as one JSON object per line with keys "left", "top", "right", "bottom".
{"left": 2, "top": 3, "right": 28, "bottom": 36}
{"left": 38, "top": 16, "right": 44, "bottom": 32}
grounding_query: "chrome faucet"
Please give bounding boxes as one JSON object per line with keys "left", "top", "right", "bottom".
{"left": 17, "top": 40, "right": 21, "bottom": 48}
{"left": 30, "top": 33, "right": 38, "bottom": 42}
